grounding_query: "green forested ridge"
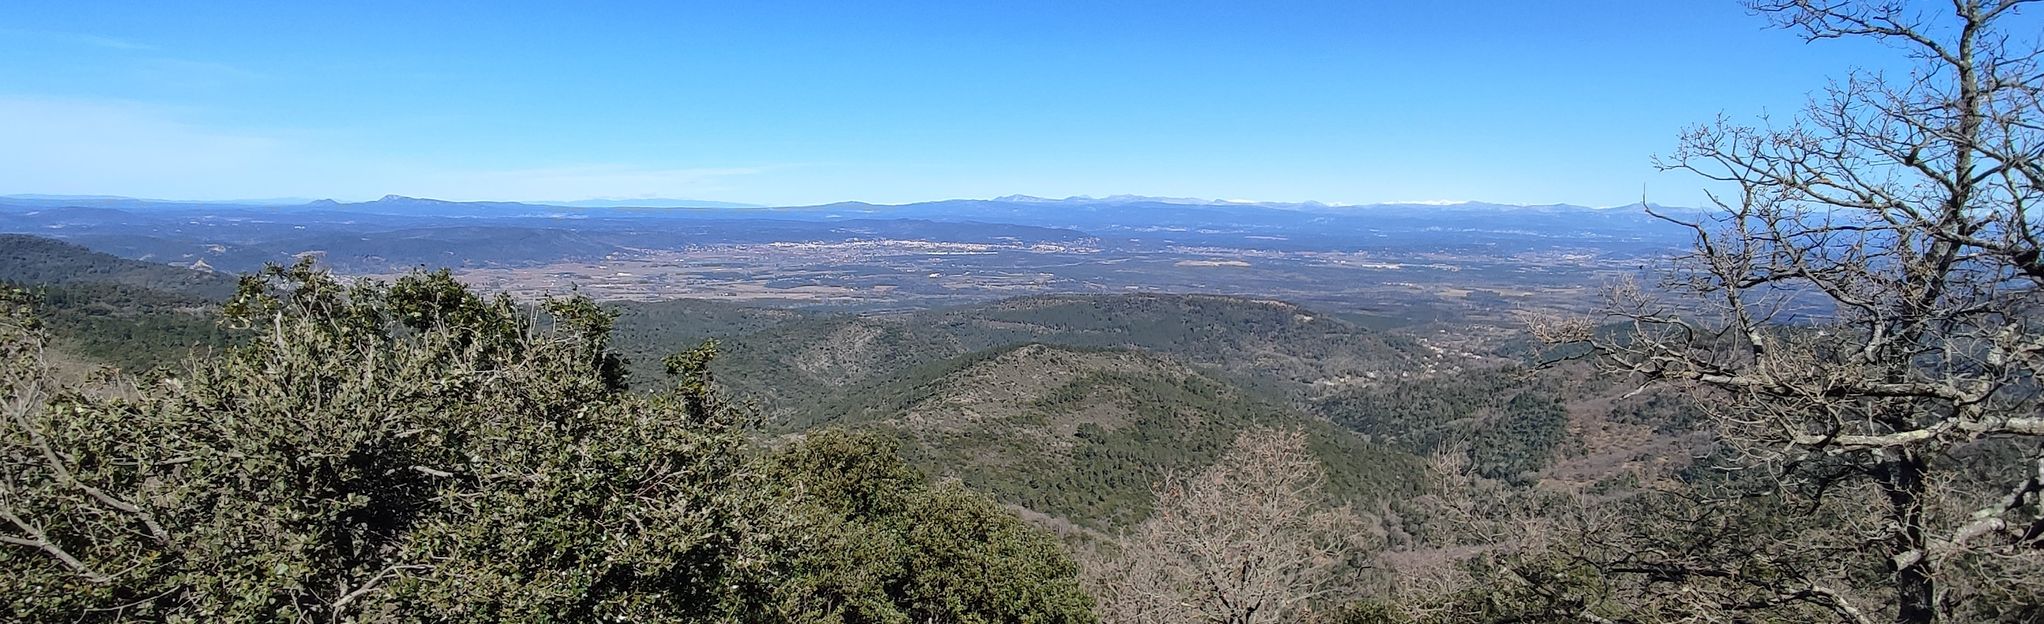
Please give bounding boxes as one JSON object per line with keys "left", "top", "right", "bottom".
{"left": 1314, "top": 366, "right": 1571, "bottom": 482}
{"left": 602, "top": 290, "right": 1454, "bottom": 529}
{"left": 0, "top": 235, "right": 243, "bottom": 371}
{"left": 1312, "top": 359, "right": 1719, "bottom": 488}
{"left": 710, "top": 314, "right": 967, "bottom": 413}
{"left": 609, "top": 292, "right": 1435, "bottom": 420}
{"left": 919, "top": 294, "right": 1429, "bottom": 396}
{"left": 8, "top": 281, "right": 238, "bottom": 372}
{"left": 796, "top": 343, "right": 1428, "bottom": 527}
{"left": 0, "top": 234, "right": 237, "bottom": 299}
{"left": 603, "top": 297, "right": 815, "bottom": 384}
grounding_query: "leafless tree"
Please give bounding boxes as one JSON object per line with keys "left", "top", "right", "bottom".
{"left": 1087, "top": 428, "right": 1372, "bottom": 624}
{"left": 1538, "top": 1, "right": 2044, "bottom": 622}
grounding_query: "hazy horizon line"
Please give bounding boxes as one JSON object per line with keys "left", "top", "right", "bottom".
{"left": 1, "top": 191, "right": 1674, "bottom": 211}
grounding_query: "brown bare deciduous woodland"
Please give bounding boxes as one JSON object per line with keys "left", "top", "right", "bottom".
{"left": 1538, "top": 0, "right": 2044, "bottom": 622}
{"left": 1086, "top": 428, "right": 1372, "bottom": 624}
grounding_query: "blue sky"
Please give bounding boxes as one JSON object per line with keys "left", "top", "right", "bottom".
{"left": 0, "top": 1, "right": 1899, "bottom": 207}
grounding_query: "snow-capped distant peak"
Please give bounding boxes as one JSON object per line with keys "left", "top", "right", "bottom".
{"left": 991, "top": 194, "right": 1228, "bottom": 206}
{"left": 991, "top": 194, "right": 1062, "bottom": 203}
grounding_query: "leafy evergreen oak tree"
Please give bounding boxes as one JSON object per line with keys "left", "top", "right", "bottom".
{"left": 0, "top": 261, "right": 1094, "bottom": 623}
{"left": 733, "top": 429, "right": 1096, "bottom": 623}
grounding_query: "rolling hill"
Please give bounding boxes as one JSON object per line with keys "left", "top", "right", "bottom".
{"left": 603, "top": 293, "right": 1442, "bottom": 527}
{"left": 0, "top": 234, "right": 238, "bottom": 299}
{"left": 610, "top": 292, "right": 1438, "bottom": 416}
{"left": 793, "top": 343, "right": 1429, "bottom": 528}
{"left": 915, "top": 293, "right": 1429, "bottom": 396}
{"left": 0, "top": 235, "right": 239, "bottom": 371}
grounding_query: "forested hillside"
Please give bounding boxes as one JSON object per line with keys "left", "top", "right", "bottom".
{"left": 914, "top": 294, "right": 1431, "bottom": 396}
{"left": 798, "top": 343, "right": 1428, "bottom": 527}
{"left": 611, "top": 292, "right": 1439, "bottom": 419}
{"left": 0, "top": 235, "right": 239, "bottom": 371}
{"left": 0, "top": 234, "right": 236, "bottom": 299}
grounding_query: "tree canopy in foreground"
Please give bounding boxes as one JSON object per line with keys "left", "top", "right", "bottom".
{"left": 0, "top": 262, "right": 1094, "bottom": 623}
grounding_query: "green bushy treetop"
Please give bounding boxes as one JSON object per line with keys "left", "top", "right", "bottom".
{"left": 0, "top": 261, "right": 1093, "bottom": 623}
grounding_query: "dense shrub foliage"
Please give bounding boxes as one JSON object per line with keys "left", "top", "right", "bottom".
{"left": 735, "top": 429, "right": 1095, "bottom": 623}
{"left": 0, "top": 262, "right": 1093, "bottom": 623}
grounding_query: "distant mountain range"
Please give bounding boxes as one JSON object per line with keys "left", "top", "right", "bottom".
{"left": 0, "top": 194, "right": 761, "bottom": 210}
{"left": 2, "top": 192, "right": 1682, "bottom": 214}
{"left": 535, "top": 198, "right": 764, "bottom": 209}
{"left": 0, "top": 193, "right": 1700, "bottom": 245}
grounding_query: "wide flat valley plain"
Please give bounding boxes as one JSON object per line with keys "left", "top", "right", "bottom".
{"left": 435, "top": 238, "right": 1650, "bottom": 321}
